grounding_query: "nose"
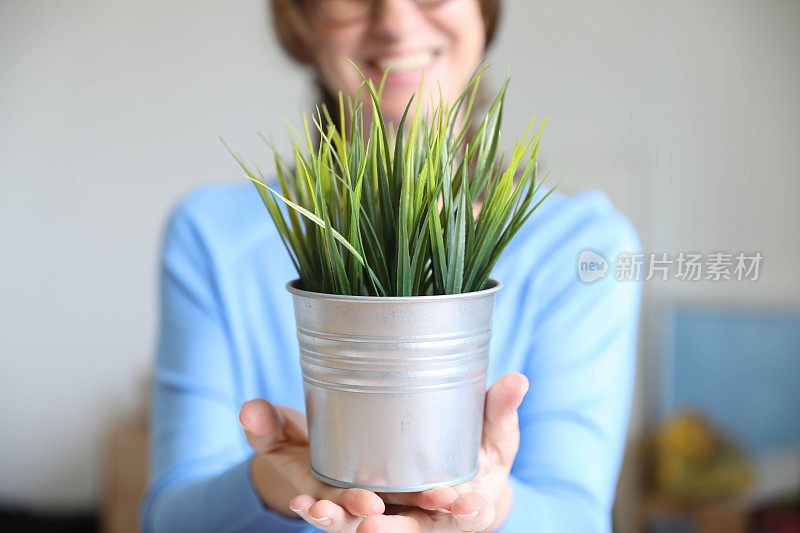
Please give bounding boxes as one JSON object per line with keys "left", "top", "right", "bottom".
{"left": 372, "top": 0, "right": 425, "bottom": 40}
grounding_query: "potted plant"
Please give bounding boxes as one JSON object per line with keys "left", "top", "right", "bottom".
{"left": 226, "top": 66, "right": 558, "bottom": 492}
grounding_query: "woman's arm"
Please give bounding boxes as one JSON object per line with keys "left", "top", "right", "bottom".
{"left": 141, "top": 199, "right": 311, "bottom": 533}
{"left": 501, "top": 213, "right": 642, "bottom": 532}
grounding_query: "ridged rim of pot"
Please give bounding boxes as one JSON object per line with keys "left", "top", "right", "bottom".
{"left": 286, "top": 278, "right": 502, "bottom": 302}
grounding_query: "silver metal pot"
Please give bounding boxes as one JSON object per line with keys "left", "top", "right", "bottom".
{"left": 287, "top": 279, "right": 502, "bottom": 492}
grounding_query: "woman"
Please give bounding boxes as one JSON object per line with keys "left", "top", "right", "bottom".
{"left": 142, "top": 1, "right": 641, "bottom": 531}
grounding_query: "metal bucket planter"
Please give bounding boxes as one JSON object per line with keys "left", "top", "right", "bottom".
{"left": 287, "top": 279, "right": 502, "bottom": 492}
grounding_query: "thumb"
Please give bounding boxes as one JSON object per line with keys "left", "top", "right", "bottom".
{"left": 482, "top": 373, "right": 529, "bottom": 466}
{"left": 239, "top": 399, "right": 287, "bottom": 454}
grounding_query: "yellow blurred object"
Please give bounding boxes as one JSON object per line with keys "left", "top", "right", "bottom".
{"left": 655, "top": 413, "right": 753, "bottom": 502}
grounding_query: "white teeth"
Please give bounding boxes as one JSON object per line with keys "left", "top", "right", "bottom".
{"left": 376, "top": 52, "right": 434, "bottom": 74}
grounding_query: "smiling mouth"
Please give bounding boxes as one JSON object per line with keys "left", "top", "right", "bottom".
{"left": 367, "top": 50, "right": 439, "bottom": 74}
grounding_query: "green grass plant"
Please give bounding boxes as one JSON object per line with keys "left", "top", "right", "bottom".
{"left": 225, "top": 66, "right": 560, "bottom": 296}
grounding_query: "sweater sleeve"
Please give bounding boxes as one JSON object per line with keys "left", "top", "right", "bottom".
{"left": 140, "top": 197, "right": 311, "bottom": 533}
{"left": 499, "top": 211, "right": 642, "bottom": 532}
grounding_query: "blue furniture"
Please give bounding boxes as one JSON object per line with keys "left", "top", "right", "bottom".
{"left": 659, "top": 306, "right": 800, "bottom": 455}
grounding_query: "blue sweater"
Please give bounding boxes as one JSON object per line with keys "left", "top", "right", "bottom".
{"left": 142, "top": 184, "right": 641, "bottom": 532}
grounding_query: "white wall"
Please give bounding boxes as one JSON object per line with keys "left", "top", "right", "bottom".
{"left": 1, "top": 0, "right": 798, "bottom": 512}
{"left": 0, "top": 0, "right": 311, "bottom": 510}
{"left": 646, "top": 0, "right": 800, "bottom": 303}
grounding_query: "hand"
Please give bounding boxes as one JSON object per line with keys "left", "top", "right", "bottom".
{"left": 289, "top": 373, "right": 530, "bottom": 532}
{"left": 239, "top": 400, "right": 385, "bottom": 528}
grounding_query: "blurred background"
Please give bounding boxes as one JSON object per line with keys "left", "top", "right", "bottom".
{"left": 1, "top": 1, "right": 798, "bottom": 531}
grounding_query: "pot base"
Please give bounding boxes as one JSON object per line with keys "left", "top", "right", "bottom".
{"left": 310, "top": 466, "right": 480, "bottom": 493}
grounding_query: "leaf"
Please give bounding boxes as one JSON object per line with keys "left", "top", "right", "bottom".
{"left": 445, "top": 182, "right": 467, "bottom": 294}
{"left": 226, "top": 66, "right": 561, "bottom": 296}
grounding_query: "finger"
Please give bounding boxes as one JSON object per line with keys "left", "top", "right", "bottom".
{"left": 451, "top": 492, "right": 495, "bottom": 532}
{"left": 379, "top": 485, "right": 460, "bottom": 513}
{"left": 358, "top": 511, "right": 427, "bottom": 533}
{"left": 274, "top": 405, "right": 309, "bottom": 442}
{"left": 288, "top": 494, "right": 316, "bottom": 529}
{"left": 309, "top": 499, "right": 361, "bottom": 532}
{"left": 482, "top": 373, "right": 529, "bottom": 465}
{"left": 292, "top": 495, "right": 367, "bottom": 532}
{"left": 295, "top": 475, "right": 385, "bottom": 517}
{"left": 485, "top": 373, "right": 529, "bottom": 423}
{"left": 317, "top": 486, "right": 385, "bottom": 517}
{"left": 289, "top": 494, "right": 333, "bottom": 530}
{"left": 239, "top": 399, "right": 286, "bottom": 454}
{"left": 338, "top": 488, "right": 385, "bottom": 517}
{"left": 289, "top": 494, "right": 315, "bottom": 516}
